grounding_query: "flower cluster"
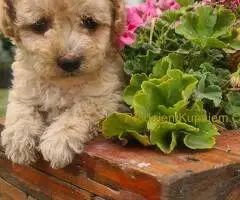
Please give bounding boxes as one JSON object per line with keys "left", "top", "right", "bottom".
{"left": 119, "top": 0, "right": 180, "bottom": 48}
{"left": 119, "top": 0, "right": 240, "bottom": 49}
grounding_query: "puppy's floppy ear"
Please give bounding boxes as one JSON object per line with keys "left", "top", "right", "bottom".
{"left": 111, "top": 0, "right": 126, "bottom": 36}
{"left": 0, "top": 0, "right": 17, "bottom": 39}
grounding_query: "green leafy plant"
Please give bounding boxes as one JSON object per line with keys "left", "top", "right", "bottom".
{"left": 103, "top": 70, "right": 218, "bottom": 153}
{"left": 176, "top": 6, "right": 237, "bottom": 49}
{"left": 102, "top": 2, "right": 240, "bottom": 153}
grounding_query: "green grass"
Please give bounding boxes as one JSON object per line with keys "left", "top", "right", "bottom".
{"left": 0, "top": 89, "right": 8, "bottom": 117}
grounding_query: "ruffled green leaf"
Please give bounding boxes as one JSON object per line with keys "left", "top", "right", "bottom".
{"left": 149, "top": 121, "right": 198, "bottom": 153}
{"left": 205, "top": 38, "right": 228, "bottom": 49}
{"left": 224, "top": 92, "right": 240, "bottom": 116}
{"left": 161, "top": 10, "right": 182, "bottom": 24}
{"left": 102, "top": 113, "right": 151, "bottom": 146}
{"left": 220, "top": 29, "right": 240, "bottom": 50}
{"left": 119, "top": 131, "right": 151, "bottom": 146}
{"left": 224, "top": 92, "right": 240, "bottom": 128}
{"left": 133, "top": 70, "right": 198, "bottom": 120}
{"left": 184, "top": 135, "right": 216, "bottom": 149}
{"left": 182, "top": 102, "right": 219, "bottom": 136}
{"left": 148, "top": 116, "right": 199, "bottom": 132}
{"left": 195, "top": 74, "right": 222, "bottom": 107}
{"left": 158, "top": 100, "right": 188, "bottom": 116}
{"left": 149, "top": 102, "right": 218, "bottom": 153}
{"left": 102, "top": 113, "right": 146, "bottom": 138}
{"left": 125, "top": 69, "right": 197, "bottom": 124}
{"left": 151, "top": 54, "right": 185, "bottom": 78}
{"left": 124, "top": 50, "right": 160, "bottom": 75}
{"left": 176, "top": 6, "right": 236, "bottom": 48}
{"left": 229, "top": 39, "right": 240, "bottom": 50}
{"left": 168, "top": 53, "right": 185, "bottom": 70}
{"left": 133, "top": 83, "right": 163, "bottom": 120}
{"left": 152, "top": 57, "right": 171, "bottom": 78}
{"left": 213, "top": 8, "right": 236, "bottom": 38}
{"left": 123, "top": 73, "right": 148, "bottom": 106}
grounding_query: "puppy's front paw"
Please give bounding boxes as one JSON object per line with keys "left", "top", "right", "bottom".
{"left": 40, "top": 132, "right": 84, "bottom": 169}
{"left": 1, "top": 128, "right": 37, "bottom": 165}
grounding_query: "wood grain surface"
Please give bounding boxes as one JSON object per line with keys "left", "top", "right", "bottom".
{"left": 0, "top": 119, "right": 239, "bottom": 200}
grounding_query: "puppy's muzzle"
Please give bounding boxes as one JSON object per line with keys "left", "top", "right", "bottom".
{"left": 57, "top": 55, "right": 83, "bottom": 73}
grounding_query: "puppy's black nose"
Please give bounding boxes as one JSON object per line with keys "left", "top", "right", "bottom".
{"left": 57, "top": 56, "right": 82, "bottom": 73}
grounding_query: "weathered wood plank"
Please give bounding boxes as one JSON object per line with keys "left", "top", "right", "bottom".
{"left": 35, "top": 159, "right": 144, "bottom": 200}
{"left": 215, "top": 130, "right": 240, "bottom": 156}
{"left": 33, "top": 134, "right": 240, "bottom": 200}
{"left": 79, "top": 136, "right": 240, "bottom": 200}
{"left": 0, "top": 177, "right": 27, "bottom": 200}
{"left": 0, "top": 118, "right": 239, "bottom": 200}
{"left": 0, "top": 158, "right": 93, "bottom": 200}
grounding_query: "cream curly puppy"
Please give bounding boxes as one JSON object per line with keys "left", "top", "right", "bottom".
{"left": 0, "top": 0, "right": 126, "bottom": 168}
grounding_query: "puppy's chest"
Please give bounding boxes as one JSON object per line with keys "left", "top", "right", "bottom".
{"left": 37, "top": 77, "right": 121, "bottom": 111}
{"left": 39, "top": 86, "right": 79, "bottom": 110}
{"left": 36, "top": 77, "right": 122, "bottom": 123}
{"left": 37, "top": 87, "right": 80, "bottom": 123}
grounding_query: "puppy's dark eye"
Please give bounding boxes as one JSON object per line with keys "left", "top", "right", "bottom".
{"left": 32, "top": 18, "right": 50, "bottom": 34}
{"left": 82, "top": 17, "right": 98, "bottom": 31}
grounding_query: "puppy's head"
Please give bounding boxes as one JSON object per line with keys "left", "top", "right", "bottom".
{"left": 0, "top": 0, "right": 125, "bottom": 79}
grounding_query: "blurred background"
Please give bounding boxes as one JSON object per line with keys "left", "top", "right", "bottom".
{"left": 0, "top": 33, "right": 14, "bottom": 117}
{"left": 128, "top": 0, "right": 143, "bottom": 6}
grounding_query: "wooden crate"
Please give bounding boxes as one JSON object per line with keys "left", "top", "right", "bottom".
{"left": 0, "top": 119, "right": 239, "bottom": 200}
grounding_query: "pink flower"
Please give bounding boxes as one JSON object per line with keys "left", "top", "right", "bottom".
{"left": 158, "top": 0, "right": 180, "bottom": 10}
{"left": 118, "top": 0, "right": 180, "bottom": 49}
{"left": 119, "top": 0, "right": 158, "bottom": 48}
